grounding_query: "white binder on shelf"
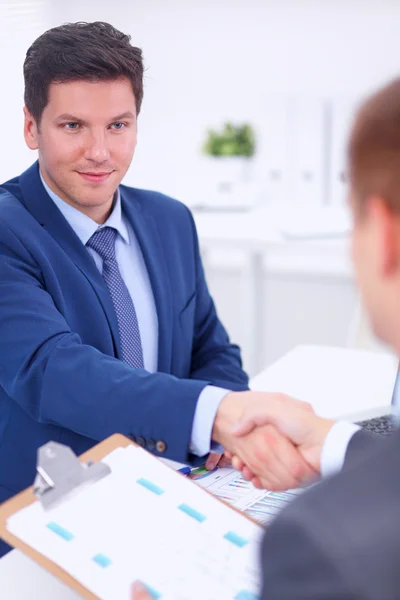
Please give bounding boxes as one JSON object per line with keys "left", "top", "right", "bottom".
{"left": 287, "top": 97, "right": 328, "bottom": 205}
{"left": 257, "top": 97, "right": 290, "bottom": 204}
{"left": 328, "top": 98, "right": 358, "bottom": 205}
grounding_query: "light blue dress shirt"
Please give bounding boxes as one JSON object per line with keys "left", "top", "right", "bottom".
{"left": 40, "top": 174, "right": 227, "bottom": 456}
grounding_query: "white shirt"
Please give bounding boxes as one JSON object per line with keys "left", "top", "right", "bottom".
{"left": 320, "top": 421, "right": 361, "bottom": 477}
{"left": 40, "top": 175, "right": 228, "bottom": 457}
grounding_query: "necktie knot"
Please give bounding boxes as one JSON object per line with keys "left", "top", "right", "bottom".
{"left": 86, "top": 226, "right": 117, "bottom": 262}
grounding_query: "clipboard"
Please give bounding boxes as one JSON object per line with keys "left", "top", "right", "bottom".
{"left": 0, "top": 434, "right": 134, "bottom": 600}
{"left": 0, "top": 434, "right": 262, "bottom": 600}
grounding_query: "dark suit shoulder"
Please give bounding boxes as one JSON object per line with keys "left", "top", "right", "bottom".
{"left": 119, "top": 185, "right": 192, "bottom": 219}
{"left": 0, "top": 186, "right": 27, "bottom": 223}
{"left": 0, "top": 184, "right": 42, "bottom": 241}
{"left": 1, "top": 174, "right": 23, "bottom": 203}
{"left": 119, "top": 186, "right": 197, "bottom": 249}
{"left": 1, "top": 172, "right": 21, "bottom": 188}
{"left": 262, "top": 506, "right": 354, "bottom": 600}
{"left": 262, "top": 430, "right": 400, "bottom": 600}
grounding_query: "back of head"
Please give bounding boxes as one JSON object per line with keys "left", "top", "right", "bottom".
{"left": 23, "top": 21, "right": 144, "bottom": 125}
{"left": 349, "top": 79, "right": 400, "bottom": 214}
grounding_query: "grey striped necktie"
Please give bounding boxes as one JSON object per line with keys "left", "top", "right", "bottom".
{"left": 86, "top": 226, "right": 144, "bottom": 369}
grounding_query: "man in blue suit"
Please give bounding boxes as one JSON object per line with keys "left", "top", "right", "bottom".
{"left": 0, "top": 22, "right": 312, "bottom": 556}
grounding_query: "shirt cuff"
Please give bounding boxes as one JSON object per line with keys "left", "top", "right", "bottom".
{"left": 320, "top": 421, "right": 361, "bottom": 478}
{"left": 190, "top": 386, "right": 230, "bottom": 457}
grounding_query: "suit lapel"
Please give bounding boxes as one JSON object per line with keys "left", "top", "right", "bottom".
{"left": 19, "top": 163, "right": 122, "bottom": 357}
{"left": 121, "top": 189, "right": 173, "bottom": 373}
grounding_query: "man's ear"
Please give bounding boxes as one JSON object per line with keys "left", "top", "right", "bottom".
{"left": 23, "top": 106, "right": 39, "bottom": 150}
{"left": 368, "top": 196, "right": 400, "bottom": 276}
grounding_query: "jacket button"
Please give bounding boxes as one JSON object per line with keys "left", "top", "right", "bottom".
{"left": 155, "top": 440, "right": 167, "bottom": 453}
{"left": 146, "top": 439, "right": 156, "bottom": 451}
{"left": 136, "top": 436, "right": 146, "bottom": 448}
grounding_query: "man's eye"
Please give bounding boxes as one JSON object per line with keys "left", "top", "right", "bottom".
{"left": 64, "top": 123, "right": 80, "bottom": 130}
{"left": 111, "top": 122, "right": 126, "bottom": 130}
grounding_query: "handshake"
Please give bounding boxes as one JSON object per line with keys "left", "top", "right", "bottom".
{"left": 210, "top": 391, "right": 336, "bottom": 491}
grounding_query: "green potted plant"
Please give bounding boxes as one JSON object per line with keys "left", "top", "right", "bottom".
{"left": 203, "top": 122, "right": 255, "bottom": 158}
{"left": 202, "top": 123, "right": 256, "bottom": 196}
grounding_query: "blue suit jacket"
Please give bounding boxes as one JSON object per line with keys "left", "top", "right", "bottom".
{"left": 0, "top": 162, "right": 248, "bottom": 504}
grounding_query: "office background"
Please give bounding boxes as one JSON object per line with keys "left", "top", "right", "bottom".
{"left": 2, "top": 0, "right": 399, "bottom": 374}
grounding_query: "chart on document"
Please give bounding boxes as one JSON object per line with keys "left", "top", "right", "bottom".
{"left": 6, "top": 446, "right": 263, "bottom": 600}
{"left": 190, "top": 465, "right": 302, "bottom": 524}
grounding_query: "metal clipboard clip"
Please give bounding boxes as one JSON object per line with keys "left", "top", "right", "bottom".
{"left": 33, "top": 441, "right": 111, "bottom": 510}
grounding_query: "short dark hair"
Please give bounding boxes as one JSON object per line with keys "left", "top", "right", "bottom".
{"left": 24, "top": 21, "right": 144, "bottom": 124}
{"left": 349, "top": 78, "right": 400, "bottom": 214}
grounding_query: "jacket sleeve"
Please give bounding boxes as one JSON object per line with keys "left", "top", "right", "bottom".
{"left": 0, "top": 221, "right": 209, "bottom": 462}
{"left": 185, "top": 209, "right": 249, "bottom": 392}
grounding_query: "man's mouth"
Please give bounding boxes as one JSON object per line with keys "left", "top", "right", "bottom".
{"left": 77, "top": 171, "right": 113, "bottom": 183}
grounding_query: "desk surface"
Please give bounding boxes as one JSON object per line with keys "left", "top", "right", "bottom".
{"left": 0, "top": 550, "right": 80, "bottom": 599}
{"left": 250, "top": 345, "right": 398, "bottom": 421}
{"left": 1, "top": 345, "right": 396, "bottom": 598}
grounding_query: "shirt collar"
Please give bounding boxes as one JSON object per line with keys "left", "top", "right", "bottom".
{"left": 39, "top": 171, "right": 130, "bottom": 246}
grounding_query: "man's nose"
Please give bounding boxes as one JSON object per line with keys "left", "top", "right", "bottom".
{"left": 83, "top": 131, "right": 110, "bottom": 163}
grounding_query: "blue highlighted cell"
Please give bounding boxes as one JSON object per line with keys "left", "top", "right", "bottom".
{"left": 92, "top": 554, "right": 112, "bottom": 568}
{"left": 178, "top": 503, "right": 206, "bottom": 523}
{"left": 137, "top": 478, "right": 165, "bottom": 496}
{"left": 235, "top": 591, "right": 260, "bottom": 600}
{"left": 143, "top": 584, "right": 162, "bottom": 599}
{"left": 46, "top": 522, "right": 75, "bottom": 541}
{"left": 224, "top": 531, "right": 249, "bottom": 548}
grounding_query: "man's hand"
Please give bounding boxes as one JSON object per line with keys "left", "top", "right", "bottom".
{"left": 231, "top": 421, "right": 318, "bottom": 490}
{"left": 205, "top": 452, "right": 231, "bottom": 470}
{"left": 211, "top": 392, "right": 317, "bottom": 490}
{"left": 231, "top": 393, "right": 335, "bottom": 486}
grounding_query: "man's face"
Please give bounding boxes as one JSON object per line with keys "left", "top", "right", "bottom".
{"left": 24, "top": 77, "right": 137, "bottom": 223}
